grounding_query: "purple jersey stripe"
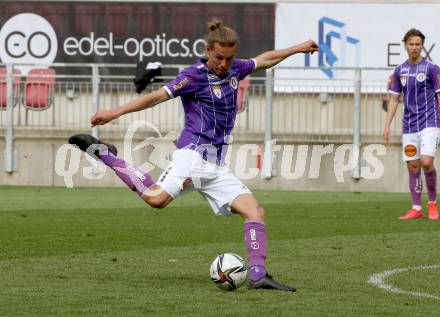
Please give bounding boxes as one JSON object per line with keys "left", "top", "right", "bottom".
{"left": 165, "top": 58, "right": 256, "bottom": 163}
{"left": 389, "top": 58, "right": 440, "bottom": 134}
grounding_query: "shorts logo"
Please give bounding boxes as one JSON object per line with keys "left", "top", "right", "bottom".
{"left": 212, "top": 85, "right": 222, "bottom": 99}
{"left": 251, "top": 242, "right": 260, "bottom": 250}
{"left": 230, "top": 76, "right": 238, "bottom": 90}
{"left": 400, "top": 76, "right": 407, "bottom": 87}
{"left": 404, "top": 144, "right": 417, "bottom": 157}
{"left": 416, "top": 73, "right": 426, "bottom": 82}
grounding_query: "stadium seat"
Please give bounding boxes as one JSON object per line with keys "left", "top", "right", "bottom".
{"left": 23, "top": 68, "right": 56, "bottom": 110}
{"left": 161, "top": 6, "right": 201, "bottom": 37}
{"left": 137, "top": 5, "right": 154, "bottom": 36}
{"left": 243, "top": 6, "right": 275, "bottom": 41}
{"left": 0, "top": 67, "right": 22, "bottom": 110}
{"left": 107, "top": 5, "right": 132, "bottom": 37}
{"left": 73, "top": 4, "right": 104, "bottom": 35}
{"left": 236, "top": 78, "right": 250, "bottom": 113}
{"left": 204, "top": 6, "right": 234, "bottom": 26}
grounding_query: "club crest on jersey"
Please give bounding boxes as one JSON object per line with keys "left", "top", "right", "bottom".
{"left": 230, "top": 76, "right": 238, "bottom": 90}
{"left": 416, "top": 73, "right": 426, "bottom": 82}
{"left": 400, "top": 76, "right": 407, "bottom": 87}
{"left": 212, "top": 86, "right": 222, "bottom": 99}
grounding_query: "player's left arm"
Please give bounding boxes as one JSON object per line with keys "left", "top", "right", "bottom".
{"left": 253, "top": 40, "right": 319, "bottom": 71}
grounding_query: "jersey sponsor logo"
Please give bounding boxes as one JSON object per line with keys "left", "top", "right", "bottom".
{"left": 172, "top": 77, "right": 189, "bottom": 92}
{"left": 400, "top": 67, "right": 409, "bottom": 75}
{"left": 404, "top": 144, "right": 417, "bottom": 157}
{"left": 416, "top": 73, "right": 426, "bottom": 82}
{"left": 208, "top": 73, "right": 219, "bottom": 81}
{"left": 212, "top": 85, "right": 222, "bottom": 99}
{"left": 210, "top": 77, "right": 229, "bottom": 85}
{"left": 400, "top": 76, "right": 407, "bottom": 87}
{"left": 230, "top": 76, "right": 238, "bottom": 90}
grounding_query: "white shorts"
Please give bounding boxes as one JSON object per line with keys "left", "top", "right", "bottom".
{"left": 157, "top": 149, "right": 252, "bottom": 216}
{"left": 402, "top": 127, "right": 440, "bottom": 161}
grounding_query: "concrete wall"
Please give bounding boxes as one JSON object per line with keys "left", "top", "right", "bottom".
{"left": 0, "top": 132, "right": 425, "bottom": 193}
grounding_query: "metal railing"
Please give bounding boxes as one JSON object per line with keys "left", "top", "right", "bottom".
{"left": 0, "top": 63, "right": 398, "bottom": 173}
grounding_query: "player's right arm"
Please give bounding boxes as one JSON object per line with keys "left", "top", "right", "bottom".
{"left": 91, "top": 88, "right": 170, "bottom": 126}
{"left": 91, "top": 65, "right": 199, "bottom": 126}
{"left": 383, "top": 93, "right": 400, "bottom": 142}
{"left": 383, "top": 69, "right": 402, "bottom": 142}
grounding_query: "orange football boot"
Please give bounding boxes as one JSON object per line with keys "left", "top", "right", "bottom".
{"left": 398, "top": 209, "right": 423, "bottom": 220}
{"left": 427, "top": 202, "right": 439, "bottom": 220}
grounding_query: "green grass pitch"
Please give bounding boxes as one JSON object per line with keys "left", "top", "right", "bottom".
{"left": 1, "top": 186, "right": 439, "bottom": 316}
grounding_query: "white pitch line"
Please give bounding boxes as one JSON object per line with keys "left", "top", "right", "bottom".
{"left": 368, "top": 264, "right": 440, "bottom": 299}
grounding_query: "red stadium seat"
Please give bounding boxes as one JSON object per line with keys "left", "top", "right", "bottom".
{"left": 137, "top": 5, "right": 154, "bottom": 36}
{"left": 24, "top": 68, "right": 56, "bottom": 110}
{"left": 236, "top": 78, "right": 250, "bottom": 113}
{"left": 73, "top": 4, "right": 104, "bottom": 35}
{"left": 0, "top": 67, "right": 22, "bottom": 110}
{"left": 107, "top": 5, "right": 132, "bottom": 37}
{"left": 243, "top": 6, "right": 275, "bottom": 41}
{"left": 160, "top": 6, "right": 201, "bottom": 37}
{"left": 204, "top": 6, "right": 235, "bottom": 26}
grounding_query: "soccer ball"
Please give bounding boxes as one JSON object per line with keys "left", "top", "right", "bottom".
{"left": 209, "top": 253, "right": 248, "bottom": 291}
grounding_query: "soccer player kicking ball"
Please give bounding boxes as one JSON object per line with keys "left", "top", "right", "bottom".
{"left": 384, "top": 28, "right": 440, "bottom": 220}
{"left": 70, "top": 20, "right": 318, "bottom": 291}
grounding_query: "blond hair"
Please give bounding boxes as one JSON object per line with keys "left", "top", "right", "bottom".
{"left": 206, "top": 19, "right": 239, "bottom": 48}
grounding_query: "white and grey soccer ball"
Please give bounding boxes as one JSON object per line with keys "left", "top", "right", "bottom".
{"left": 210, "top": 253, "right": 248, "bottom": 291}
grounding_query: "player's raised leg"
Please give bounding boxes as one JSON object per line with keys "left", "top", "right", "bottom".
{"left": 231, "top": 193, "right": 296, "bottom": 292}
{"left": 68, "top": 134, "right": 173, "bottom": 208}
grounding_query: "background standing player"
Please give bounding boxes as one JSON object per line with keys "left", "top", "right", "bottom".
{"left": 70, "top": 19, "right": 318, "bottom": 290}
{"left": 384, "top": 28, "right": 440, "bottom": 220}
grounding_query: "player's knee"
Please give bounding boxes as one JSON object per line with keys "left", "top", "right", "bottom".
{"left": 258, "top": 205, "right": 265, "bottom": 217}
{"left": 144, "top": 195, "right": 168, "bottom": 209}
{"left": 420, "top": 158, "right": 434, "bottom": 170}
{"left": 407, "top": 160, "right": 421, "bottom": 172}
{"left": 249, "top": 205, "right": 265, "bottom": 222}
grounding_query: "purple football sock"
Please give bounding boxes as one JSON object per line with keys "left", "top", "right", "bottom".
{"left": 409, "top": 171, "right": 422, "bottom": 207}
{"left": 99, "top": 150, "right": 119, "bottom": 167}
{"left": 250, "top": 265, "right": 267, "bottom": 282}
{"left": 100, "top": 152, "right": 155, "bottom": 197}
{"left": 424, "top": 168, "right": 437, "bottom": 203}
{"left": 244, "top": 221, "right": 267, "bottom": 281}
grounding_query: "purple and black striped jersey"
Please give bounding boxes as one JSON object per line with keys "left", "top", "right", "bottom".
{"left": 389, "top": 58, "right": 440, "bottom": 134}
{"left": 164, "top": 58, "right": 256, "bottom": 161}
